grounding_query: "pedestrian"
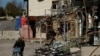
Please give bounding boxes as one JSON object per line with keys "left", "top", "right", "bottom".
{"left": 13, "top": 37, "right": 25, "bottom": 56}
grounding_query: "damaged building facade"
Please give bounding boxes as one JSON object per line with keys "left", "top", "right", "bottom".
{"left": 24, "top": 0, "right": 100, "bottom": 45}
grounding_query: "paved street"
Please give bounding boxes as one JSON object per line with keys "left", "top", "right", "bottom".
{"left": 0, "top": 40, "right": 40, "bottom": 56}
{"left": 0, "top": 39, "right": 82, "bottom": 56}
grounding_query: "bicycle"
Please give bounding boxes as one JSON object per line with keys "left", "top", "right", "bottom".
{"left": 12, "top": 47, "right": 21, "bottom": 56}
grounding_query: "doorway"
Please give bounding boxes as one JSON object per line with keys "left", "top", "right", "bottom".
{"left": 29, "top": 20, "right": 36, "bottom": 38}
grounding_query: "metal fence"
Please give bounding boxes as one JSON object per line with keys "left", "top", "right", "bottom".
{"left": 0, "top": 20, "right": 16, "bottom": 31}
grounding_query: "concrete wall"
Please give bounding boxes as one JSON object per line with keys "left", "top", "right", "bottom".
{"left": 0, "top": 31, "right": 20, "bottom": 40}
{"left": 28, "top": 0, "right": 52, "bottom": 16}
{"left": 0, "top": 30, "right": 46, "bottom": 40}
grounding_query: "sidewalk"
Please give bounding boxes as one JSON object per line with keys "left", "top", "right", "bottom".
{"left": 82, "top": 46, "right": 100, "bottom": 56}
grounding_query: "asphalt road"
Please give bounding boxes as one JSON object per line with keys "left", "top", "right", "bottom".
{"left": 0, "top": 39, "right": 81, "bottom": 56}
{"left": 0, "top": 40, "right": 40, "bottom": 56}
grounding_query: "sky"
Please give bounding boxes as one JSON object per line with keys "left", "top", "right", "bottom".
{"left": 0, "top": 0, "right": 26, "bottom": 9}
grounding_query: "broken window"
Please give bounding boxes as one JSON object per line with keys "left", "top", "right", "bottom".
{"left": 52, "top": 1, "right": 58, "bottom": 9}
{"left": 37, "top": 0, "right": 44, "bottom": 2}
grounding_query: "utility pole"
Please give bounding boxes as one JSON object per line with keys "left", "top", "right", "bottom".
{"left": 39, "top": 21, "right": 42, "bottom": 47}
{"left": 83, "top": 0, "right": 88, "bottom": 41}
{"left": 57, "top": 0, "right": 67, "bottom": 41}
